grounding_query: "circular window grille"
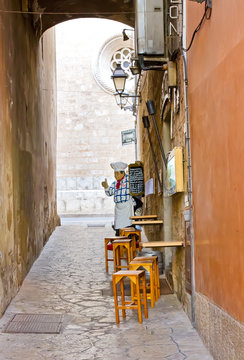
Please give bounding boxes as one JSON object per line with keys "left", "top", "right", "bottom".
{"left": 92, "top": 34, "right": 135, "bottom": 94}
{"left": 110, "top": 47, "right": 135, "bottom": 81}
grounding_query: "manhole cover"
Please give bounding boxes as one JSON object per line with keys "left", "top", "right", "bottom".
{"left": 4, "top": 314, "right": 63, "bottom": 334}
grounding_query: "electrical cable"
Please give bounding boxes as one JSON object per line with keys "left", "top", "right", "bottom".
{"left": 183, "top": 1, "right": 212, "bottom": 52}
{"left": 205, "top": 5, "right": 212, "bottom": 20}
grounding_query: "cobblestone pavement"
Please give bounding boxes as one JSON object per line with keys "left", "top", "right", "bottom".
{"left": 0, "top": 225, "right": 213, "bottom": 360}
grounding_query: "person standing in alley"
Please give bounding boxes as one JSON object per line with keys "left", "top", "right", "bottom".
{"left": 101, "top": 162, "right": 133, "bottom": 235}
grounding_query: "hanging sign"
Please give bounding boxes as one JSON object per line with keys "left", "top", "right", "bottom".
{"left": 128, "top": 162, "right": 144, "bottom": 196}
{"left": 166, "top": 0, "right": 182, "bottom": 57}
{"left": 121, "top": 129, "right": 136, "bottom": 146}
{"left": 145, "top": 178, "right": 155, "bottom": 196}
{"left": 167, "top": 147, "right": 184, "bottom": 195}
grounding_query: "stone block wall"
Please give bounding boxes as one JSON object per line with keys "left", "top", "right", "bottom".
{"left": 195, "top": 292, "right": 244, "bottom": 360}
{"left": 57, "top": 176, "right": 114, "bottom": 214}
{"left": 137, "top": 70, "right": 165, "bottom": 242}
{"left": 186, "top": 1, "right": 244, "bottom": 357}
{"left": 137, "top": 57, "right": 190, "bottom": 309}
{"left": 0, "top": 0, "right": 59, "bottom": 316}
{"left": 56, "top": 19, "right": 135, "bottom": 215}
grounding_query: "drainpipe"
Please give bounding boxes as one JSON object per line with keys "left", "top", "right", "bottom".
{"left": 182, "top": 0, "right": 196, "bottom": 327}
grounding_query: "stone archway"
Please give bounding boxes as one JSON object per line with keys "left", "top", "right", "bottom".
{"left": 26, "top": 0, "right": 134, "bottom": 34}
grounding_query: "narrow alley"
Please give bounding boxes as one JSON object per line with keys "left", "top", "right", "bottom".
{"left": 1, "top": 1, "right": 244, "bottom": 359}
{"left": 0, "top": 222, "right": 212, "bottom": 360}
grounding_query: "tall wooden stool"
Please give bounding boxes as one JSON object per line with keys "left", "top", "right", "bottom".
{"left": 129, "top": 259, "right": 156, "bottom": 308}
{"left": 113, "top": 239, "right": 133, "bottom": 272}
{"left": 120, "top": 228, "right": 142, "bottom": 253}
{"left": 112, "top": 270, "right": 148, "bottom": 324}
{"left": 132, "top": 256, "right": 160, "bottom": 300}
{"left": 104, "top": 236, "right": 128, "bottom": 272}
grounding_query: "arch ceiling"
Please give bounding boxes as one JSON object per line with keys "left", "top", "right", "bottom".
{"left": 27, "top": 0, "right": 135, "bottom": 34}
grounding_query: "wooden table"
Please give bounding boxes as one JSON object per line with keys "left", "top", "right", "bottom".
{"left": 130, "top": 215, "right": 158, "bottom": 220}
{"left": 132, "top": 220, "right": 164, "bottom": 226}
{"left": 140, "top": 241, "right": 183, "bottom": 248}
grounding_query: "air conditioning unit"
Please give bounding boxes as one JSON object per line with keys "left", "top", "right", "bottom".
{"left": 135, "top": 0, "right": 167, "bottom": 70}
{"left": 136, "top": 0, "right": 165, "bottom": 56}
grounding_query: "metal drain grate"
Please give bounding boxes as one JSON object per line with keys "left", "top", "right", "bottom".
{"left": 87, "top": 224, "right": 105, "bottom": 227}
{"left": 4, "top": 314, "right": 63, "bottom": 334}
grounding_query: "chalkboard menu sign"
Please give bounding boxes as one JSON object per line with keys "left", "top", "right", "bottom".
{"left": 128, "top": 162, "right": 144, "bottom": 196}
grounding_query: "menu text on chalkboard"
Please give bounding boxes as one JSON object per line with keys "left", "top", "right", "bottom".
{"left": 128, "top": 162, "right": 144, "bottom": 196}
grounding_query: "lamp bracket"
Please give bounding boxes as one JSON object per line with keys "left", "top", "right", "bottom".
{"left": 120, "top": 92, "right": 141, "bottom": 99}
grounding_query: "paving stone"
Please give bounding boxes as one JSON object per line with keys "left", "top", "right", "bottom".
{"left": 0, "top": 225, "right": 213, "bottom": 359}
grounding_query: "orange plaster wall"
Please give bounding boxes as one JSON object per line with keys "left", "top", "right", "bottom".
{"left": 187, "top": 0, "right": 244, "bottom": 322}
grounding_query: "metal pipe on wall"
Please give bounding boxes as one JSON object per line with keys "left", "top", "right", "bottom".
{"left": 146, "top": 100, "right": 167, "bottom": 168}
{"left": 182, "top": 0, "right": 196, "bottom": 327}
{"left": 142, "top": 116, "right": 162, "bottom": 192}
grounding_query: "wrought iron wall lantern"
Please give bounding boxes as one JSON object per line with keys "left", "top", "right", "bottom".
{"left": 111, "top": 63, "right": 128, "bottom": 94}
{"left": 122, "top": 28, "right": 134, "bottom": 41}
{"left": 111, "top": 63, "right": 141, "bottom": 112}
{"left": 114, "top": 91, "right": 130, "bottom": 109}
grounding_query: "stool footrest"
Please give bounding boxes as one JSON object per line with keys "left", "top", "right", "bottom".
{"left": 118, "top": 306, "right": 138, "bottom": 310}
{"left": 117, "top": 265, "right": 129, "bottom": 269}
{"left": 124, "top": 301, "right": 136, "bottom": 305}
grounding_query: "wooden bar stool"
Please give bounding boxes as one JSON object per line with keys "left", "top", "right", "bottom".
{"left": 129, "top": 259, "right": 156, "bottom": 308}
{"left": 120, "top": 228, "right": 142, "bottom": 253}
{"left": 133, "top": 256, "right": 160, "bottom": 300}
{"left": 113, "top": 239, "right": 133, "bottom": 272}
{"left": 112, "top": 270, "right": 148, "bottom": 324}
{"left": 104, "top": 236, "right": 128, "bottom": 272}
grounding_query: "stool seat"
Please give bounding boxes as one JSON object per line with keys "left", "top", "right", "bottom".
{"left": 107, "top": 241, "right": 140, "bottom": 251}
{"left": 107, "top": 242, "right": 113, "bottom": 251}
{"left": 112, "top": 270, "right": 148, "bottom": 324}
{"left": 114, "top": 270, "right": 144, "bottom": 276}
{"left": 104, "top": 236, "right": 128, "bottom": 272}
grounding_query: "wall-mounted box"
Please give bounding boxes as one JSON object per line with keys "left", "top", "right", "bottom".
{"left": 135, "top": 0, "right": 165, "bottom": 56}
{"left": 167, "top": 147, "right": 184, "bottom": 195}
{"left": 167, "top": 61, "right": 177, "bottom": 87}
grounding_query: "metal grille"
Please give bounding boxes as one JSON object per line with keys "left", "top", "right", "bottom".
{"left": 4, "top": 314, "right": 63, "bottom": 334}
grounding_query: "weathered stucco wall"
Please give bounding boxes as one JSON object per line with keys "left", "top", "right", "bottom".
{"left": 188, "top": 0, "right": 244, "bottom": 324}
{"left": 0, "top": 0, "right": 59, "bottom": 316}
{"left": 186, "top": 0, "right": 244, "bottom": 357}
